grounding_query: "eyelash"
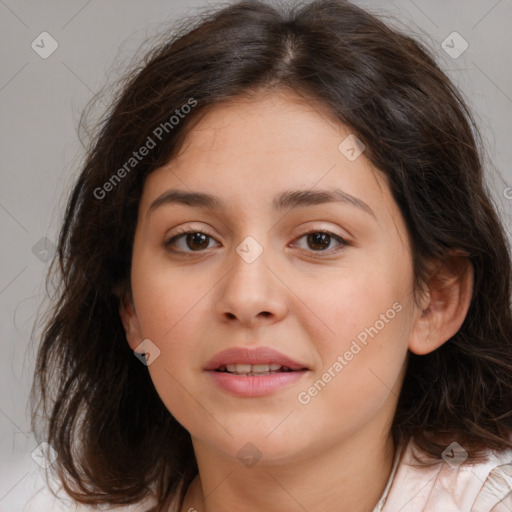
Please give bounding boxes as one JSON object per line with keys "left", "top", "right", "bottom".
{"left": 164, "top": 229, "right": 349, "bottom": 257}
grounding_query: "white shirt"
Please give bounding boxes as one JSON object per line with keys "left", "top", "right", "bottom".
{"left": 374, "top": 438, "right": 512, "bottom": 512}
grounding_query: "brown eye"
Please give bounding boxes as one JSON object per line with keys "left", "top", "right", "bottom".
{"left": 165, "top": 231, "right": 217, "bottom": 252}
{"left": 307, "top": 232, "right": 331, "bottom": 251}
{"left": 294, "top": 231, "right": 347, "bottom": 254}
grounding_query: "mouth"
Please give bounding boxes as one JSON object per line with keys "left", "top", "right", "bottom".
{"left": 204, "top": 346, "right": 310, "bottom": 396}
{"left": 204, "top": 346, "right": 310, "bottom": 375}
{"left": 207, "top": 361, "right": 310, "bottom": 397}
{"left": 213, "top": 363, "right": 308, "bottom": 376}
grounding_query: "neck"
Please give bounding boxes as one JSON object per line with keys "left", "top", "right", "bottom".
{"left": 181, "top": 431, "right": 397, "bottom": 512}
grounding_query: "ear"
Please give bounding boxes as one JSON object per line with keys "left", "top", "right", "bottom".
{"left": 118, "top": 291, "right": 144, "bottom": 351}
{"left": 409, "top": 251, "right": 474, "bottom": 355}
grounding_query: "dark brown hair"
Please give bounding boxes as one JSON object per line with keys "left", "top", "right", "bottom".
{"left": 31, "top": 0, "right": 512, "bottom": 510}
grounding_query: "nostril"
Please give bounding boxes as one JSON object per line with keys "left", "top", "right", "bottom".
{"left": 224, "top": 311, "right": 270, "bottom": 320}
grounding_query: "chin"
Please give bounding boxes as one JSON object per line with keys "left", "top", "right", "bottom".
{"left": 200, "top": 430, "right": 310, "bottom": 467}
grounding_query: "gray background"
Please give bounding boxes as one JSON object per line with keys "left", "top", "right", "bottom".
{"left": 1, "top": 0, "right": 511, "bottom": 510}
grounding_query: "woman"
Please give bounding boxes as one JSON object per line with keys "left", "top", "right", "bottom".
{"left": 31, "top": 1, "right": 512, "bottom": 510}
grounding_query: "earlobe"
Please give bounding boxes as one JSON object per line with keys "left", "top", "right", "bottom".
{"left": 409, "top": 253, "right": 474, "bottom": 356}
{"left": 119, "top": 292, "right": 143, "bottom": 351}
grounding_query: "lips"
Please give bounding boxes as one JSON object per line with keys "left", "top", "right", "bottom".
{"left": 217, "top": 363, "right": 294, "bottom": 375}
{"left": 204, "top": 346, "right": 309, "bottom": 372}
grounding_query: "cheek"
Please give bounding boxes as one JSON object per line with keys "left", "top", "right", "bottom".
{"left": 132, "top": 252, "right": 212, "bottom": 340}
{"left": 310, "top": 265, "right": 405, "bottom": 348}
{"left": 130, "top": 260, "right": 216, "bottom": 421}
{"left": 294, "top": 280, "right": 409, "bottom": 436}
{"left": 131, "top": 264, "right": 214, "bottom": 429}
{"left": 301, "top": 262, "right": 410, "bottom": 399}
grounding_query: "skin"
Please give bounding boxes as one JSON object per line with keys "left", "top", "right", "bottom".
{"left": 120, "top": 88, "right": 473, "bottom": 512}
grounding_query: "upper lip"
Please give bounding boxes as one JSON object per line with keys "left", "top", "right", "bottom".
{"left": 204, "top": 347, "right": 309, "bottom": 371}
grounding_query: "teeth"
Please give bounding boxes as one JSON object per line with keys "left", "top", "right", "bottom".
{"left": 223, "top": 363, "right": 288, "bottom": 374}
{"left": 253, "top": 364, "right": 270, "bottom": 372}
{"left": 226, "top": 364, "right": 251, "bottom": 373}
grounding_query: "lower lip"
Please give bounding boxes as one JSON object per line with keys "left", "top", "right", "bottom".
{"left": 206, "top": 370, "right": 309, "bottom": 397}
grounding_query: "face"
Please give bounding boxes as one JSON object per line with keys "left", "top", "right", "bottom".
{"left": 121, "top": 89, "right": 427, "bottom": 465}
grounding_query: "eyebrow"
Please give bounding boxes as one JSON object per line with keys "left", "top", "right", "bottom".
{"left": 147, "top": 187, "right": 376, "bottom": 219}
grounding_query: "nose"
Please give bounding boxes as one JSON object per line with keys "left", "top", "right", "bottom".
{"left": 214, "top": 236, "right": 289, "bottom": 327}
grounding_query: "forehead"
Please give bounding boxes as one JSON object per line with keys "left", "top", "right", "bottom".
{"left": 172, "top": 90, "right": 354, "bottom": 172}
{"left": 139, "top": 89, "right": 402, "bottom": 233}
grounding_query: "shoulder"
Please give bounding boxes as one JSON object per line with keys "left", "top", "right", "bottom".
{"left": 382, "top": 439, "right": 512, "bottom": 512}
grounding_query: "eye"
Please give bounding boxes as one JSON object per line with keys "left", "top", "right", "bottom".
{"left": 292, "top": 230, "right": 348, "bottom": 256}
{"left": 164, "top": 230, "right": 219, "bottom": 253}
